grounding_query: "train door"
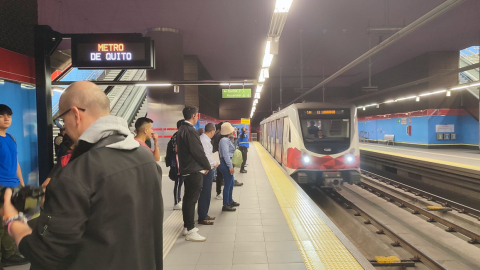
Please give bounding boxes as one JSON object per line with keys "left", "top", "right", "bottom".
{"left": 275, "top": 118, "right": 283, "bottom": 163}
{"left": 270, "top": 120, "right": 276, "bottom": 155}
{"left": 282, "top": 117, "right": 289, "bottom": 166}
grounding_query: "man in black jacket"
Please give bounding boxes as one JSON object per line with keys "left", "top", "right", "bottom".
{"left": 177, "top": 106, "right": 211, "bottom": 242}
{"left": 3, "top": 81, "right": 163, "bottom": 270}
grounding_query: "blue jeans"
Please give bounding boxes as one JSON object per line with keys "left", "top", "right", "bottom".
{"left": 198, "top": 170, "right": 214, "bottom": 221}
{"left": 218, "top": 159, "right": 234, "bottom": 206}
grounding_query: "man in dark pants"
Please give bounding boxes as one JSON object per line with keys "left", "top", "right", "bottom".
{"left": 177, "top": 106, "right": 211, "bottom": 242}
{"left": 212, "top": 122, "right": 224, "bottom": 200}
{"left": 198, "top": 123, "right": 218, "bottom": 225}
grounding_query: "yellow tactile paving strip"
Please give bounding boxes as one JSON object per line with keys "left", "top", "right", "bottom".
{"left": 360, "top": 146, "right": 480, "bottom": 171}
{"left": 254, "top": 142, "right": 364, "bottom": 270}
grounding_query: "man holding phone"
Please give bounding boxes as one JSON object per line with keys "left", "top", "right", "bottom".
{"left": 134, "top": 117, "right": 160, "bottom": 161}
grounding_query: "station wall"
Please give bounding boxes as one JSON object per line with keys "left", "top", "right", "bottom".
{"left": 358, "top": 109, "right": 478, "bottom": 147}
{"left": 0, "top": 81, "right": 39, "bottom": 185}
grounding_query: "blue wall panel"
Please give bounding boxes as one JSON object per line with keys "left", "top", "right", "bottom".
{"left": 359, "top": 113, "right": 478, "bottom": 146}
{"left": 0, "top": 81, "right": 38, "bottom": 185}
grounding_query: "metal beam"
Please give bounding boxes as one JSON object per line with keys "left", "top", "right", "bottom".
{"left": 52, "top": 80, "right": 256, "bottom": 86}
{"left": 348, "top": 62, "right": 480, "bottom": 103}
{"left": 287, "top": 0, "right": 465, "bottom": 106}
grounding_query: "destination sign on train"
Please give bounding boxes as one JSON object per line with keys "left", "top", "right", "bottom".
{"left": 71, "top": 34, "right": 155, "bottom": 69}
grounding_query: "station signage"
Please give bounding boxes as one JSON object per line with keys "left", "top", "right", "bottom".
{"left": 71, "top": 33, "right": 155, "bottom": 69}
{"left": 222, "top": 89, "right": 251, "bottom": 98}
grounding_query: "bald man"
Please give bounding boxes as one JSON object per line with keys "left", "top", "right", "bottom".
{"left": 3, "top": 81, "right": 164, "bottom": 270}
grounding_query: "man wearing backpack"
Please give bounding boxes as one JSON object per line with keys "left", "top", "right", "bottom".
{"left": 0, "top": 104, "right": 29, "bottom": 268}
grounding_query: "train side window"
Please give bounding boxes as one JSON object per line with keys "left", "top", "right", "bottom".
{"left": 289, "top": 126, "right": 291, "bottom": 143}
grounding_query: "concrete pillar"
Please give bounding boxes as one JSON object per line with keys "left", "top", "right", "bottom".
{"left": 184, "top": 56, "right": 199, "bottom": 108}
{"left": 145, "top": 28, "right": 184, "bottom": 155}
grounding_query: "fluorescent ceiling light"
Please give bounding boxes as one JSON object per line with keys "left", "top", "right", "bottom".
{"left": 362, "top": 107, "right": 365, "bottom": 110}
{"left": 384, "top": 100, "right": 395, "bottom": 103}
{"left": 364, "top": 104, "right": 377, "bottom": 108}
{"left": 263, "top": 68, "right": 270, "bottom": 78}
{"left": 258, "top": 72, "right": 265, "bottom": 83}
{"left": 256, "top": 85, "right": 263, "bottom": 93}
{"left": 254, "top": 99, "right": 258, "bottom": 105}
{"left": 136, "top": 83, "right": 172, "bottom": 87}
{"left": 262, "top": 54, "right": 274, "bottom": 68}
{"left": 255, "top": 93, "right": 260, "bottom": 99}
{"left": 274, "top": 0, "right": 293, "bottom": 13}
{"left": 446, "top": 90, "right": 451, "bottom": 97}
{"left": 450, "top": 82, "right": 480, "bottom": 90}
{"left": 396, "top": 96, "right": 416, "bottom": 101}
{"left": 220, "top": 83, "right": 229, "bottom": 86}
{"left": 21, "top": 83, "right": 35, "bottom": 89}
{"left": 265, "top": 41, "right": 271, "bottom": 55}
{"left": 416, "top": 96, "right": 420, "bottom": 102}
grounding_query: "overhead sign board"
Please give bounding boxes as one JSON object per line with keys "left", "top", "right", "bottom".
{"left": 71, "top": 33, "right": 155, "bottom": 69}
{"left": 241, "top": 118, "right": 250, "bottom": 125}
{"left": 222, "top": 89, "right": 251, "bottom": 98}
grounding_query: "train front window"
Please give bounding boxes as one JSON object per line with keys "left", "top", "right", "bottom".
{"left": 299, "top": 111, "right": 351, "bottom": 154}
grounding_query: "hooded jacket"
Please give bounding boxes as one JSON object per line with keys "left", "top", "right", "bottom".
{"left": 177, "top": 121, "right": 210, "bottom": 175}
{"left": 19, "top": 116, "right": 164, "bottom": 270}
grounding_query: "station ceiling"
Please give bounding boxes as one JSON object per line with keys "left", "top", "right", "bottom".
{"left": 39, "top": 0, "right": 480, "bottom": 111}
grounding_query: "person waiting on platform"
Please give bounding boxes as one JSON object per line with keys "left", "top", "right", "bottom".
{"left": 238, "top": 127, "right": 249, "bottom": 173}
{"left": 212, "top": 122, "right": 224, "bottom": 200}
{"left": 53, "top": 128, "right": 65, "bottom": 157}
{"left": 2, "top": 81, "right": 164, "bottom": 270}
{"left": 197, "top": 123, "right": 218, "bottom": 225}
{"left": 165, "top": 119, "right": 185, "bottom": 211}
{"left": 218, "top": 122, "right": 240, "bottom": 212}
{"left": 197, "top": 128, "right": 204, "bottom": 137}
{"left": 316, "top": 129, "right": 326, "bottom": 139}
{"left": 0, "top": 104, "right": 29, "bottom": 268}
{"left": 307, "top": 120, "right": 319, "bottom": 135}
{"left": 134, "top": 117, "right": 160, "bottom": 161}
{"left": 177, "top": 106, "right": 211, "bottom": 242}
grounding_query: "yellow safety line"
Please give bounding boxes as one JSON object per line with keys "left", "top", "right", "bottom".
{"left": 254, "top": 142, "right": 364, "bottom": 270}
{"left": 360, "top": 146, "right": 480, "bottom": 171}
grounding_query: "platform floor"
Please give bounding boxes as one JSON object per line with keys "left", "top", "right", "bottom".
{"left": 163, "top": 142, "right": 373, "bottom": 270}
{"left": 360, "top": 143, "right": 480, "bottom": 171}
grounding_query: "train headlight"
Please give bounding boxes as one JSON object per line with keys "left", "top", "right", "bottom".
{"left": 303, "top": 156, "right": 311, "bottom": 163}
{"left": 346, "top": 156, "right": 354, "bottom": 163}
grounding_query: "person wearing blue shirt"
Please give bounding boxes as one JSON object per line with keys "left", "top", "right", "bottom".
{"left": 0, "top": 104, "right": 28, "bottom": 268}
{"left": 218, "top": 123, "right": 240, "bottom": 212}
{"left": 238, "top": 127, "right": 249, "bottom": 173}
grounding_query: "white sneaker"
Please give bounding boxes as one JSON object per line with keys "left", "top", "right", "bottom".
{"left": 215, "top": 194, "right": 223, "bottom": 200}
{"left": 185, "top": 229, "right": 206, "bottom": 242}
{"left": 173, "top": 202, "right": 182, "bottom": 210}
{"left": 183, "top": 227, "right": 197, "bottom": 236}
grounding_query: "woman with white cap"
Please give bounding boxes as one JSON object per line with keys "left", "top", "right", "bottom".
{"left": 218, "top": 122, "right": 240, "bottom": 211}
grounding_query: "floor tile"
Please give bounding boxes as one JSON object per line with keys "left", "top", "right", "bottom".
{"left": 202, "top": 242, "right": 235, "bottom": 253}
{"left": 206, "top": 233, "right": 236, "bottom": 243}
{"left": 237, "top": 213, "right": 262, "bottom": 220}
{"left": 261, "top": 213, "right": 285, "bottom": 219}
{"left": 169, "top": 241, "right": 206, "bottom": 254}
{"left": 267, "top": 251, "right": 304, "bottom": 263}
{"left": 264, "top": 232, "right": 295, "bottom": 242}
{"left": 231, "top": 264, "right": 269, "bottom": 270}
{"left": 235, "top": 233, "right": 265, "bottom": 242}
{"left": 268, "top": 263, "right": 307, "bottom": 270}
{"left": 233, "top": 251, "right": 268, "bottom": 264}
{"left": 234, "top": 241, "right": 266, "bottom": 252}
{"left": 237, "top": 219, "right": 263, "bottom": 226}
{"left": 236, "top": 225, "right": 264, "bottom": 233}
{"left": 262, "top": 225, "right": 290, "bottom": 233}
{"left": 261, "top": 218, "right": 288, "bottom": 226}
{"left": 265, "top": 241, "right": 299, "bottom": 251}
{"left": 209, "top": 226, "right": 237, "bottom": 234}
{"left": 197, "top": 252, "right": 234, "bottom": 265}
{"left": 164, "top": 265, "right": 196, "bottom": 270}
{"left": 164, "top": 253, "right": 201, "bottom": 265}
{"left": 195, "top": 265, "right": 232, "bottom": 270}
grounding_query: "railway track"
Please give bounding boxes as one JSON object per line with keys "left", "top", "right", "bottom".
{"left": 309, "top": 170, "right": 480, "bottom": 270}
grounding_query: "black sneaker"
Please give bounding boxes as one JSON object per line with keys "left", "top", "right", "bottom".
{"left": 2, "top": 254, "right": 29, "bottom": 267}
{"left": 222, "top": 205, "right": 236, "bottom": 212}
{"left": 229, "top": 201, "right": 240, "bottom": 207}
{"left": 234, "top": 180, "right": 244, "bottom": 186}
{"left": 240, "top": 169, "right": 247, "bottom": 173}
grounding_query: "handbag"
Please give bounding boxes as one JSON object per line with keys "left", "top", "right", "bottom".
{"left": 231, "top": 149, "right": 243, "bottom": 168}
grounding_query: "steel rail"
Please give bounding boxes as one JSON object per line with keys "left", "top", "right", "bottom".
{"left": 321, "top": 188, "right": 447, "bottom": 270}
{"left": 358, "top": 176, "right": 480, "bottom": 244}
{"left": 361, "top": 169, "right": 480, "bottom": 220}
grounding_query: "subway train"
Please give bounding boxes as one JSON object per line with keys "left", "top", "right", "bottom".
{"left": 259, "top": 102, "right": 361, "bottom": 187}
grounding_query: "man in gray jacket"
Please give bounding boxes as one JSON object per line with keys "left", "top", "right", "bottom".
{"left": 3, "top": 81, "right": 163, "bottom": 270}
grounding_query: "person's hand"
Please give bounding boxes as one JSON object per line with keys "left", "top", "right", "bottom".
{"left": 204, "top": 170, "right": 209, "bottom": 175}
{"left": 151, "top": 133, "right": 159, "bottom": 143}
{"left": 215, "top": 162, "right": 219, "bottom": 168}
{"left": 3, "top": 189, "right": 18, "bottom": 219}
{"left": 42, "top": 178, "right": 51, "bottom": 192}
{"left": 229, "top": 168, "right": 234, "bottom": 174}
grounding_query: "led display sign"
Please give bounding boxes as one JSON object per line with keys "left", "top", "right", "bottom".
{"left": 300, "top": 109, "right": 349, "bottom": 117}
{"left": 71, "top": 34, "right": 154, "bottom": 69}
